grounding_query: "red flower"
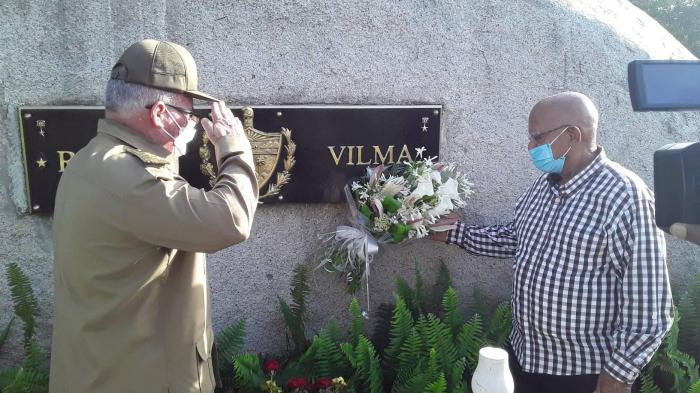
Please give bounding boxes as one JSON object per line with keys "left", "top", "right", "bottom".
{"left": 263, "top": 359, "right": 281, "bottom": 375}
{"left": 315, "top": 378, "right": 333, "bottom": 390}
{"left": 316, "top": 378, "right": 332, "bottom": 388}
{"left": 287, "top": 377, "right": 308, "bottom": 390}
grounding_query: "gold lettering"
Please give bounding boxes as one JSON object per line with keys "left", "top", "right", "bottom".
{"left": 346, "top": 146, "right": 355, "bottom": 166}
{"left": 57, "top": 151, "right": 75, "bottom": 173}
{"left": 327, "top": 146, "right": 346, "bottom": 166}
{"left": 356, "top": 146, "right": 372, "bottom": 165}
{"left": 396, "top": 144, "right": 413, "bottom": 163}
{"left": 373, "top": 145, "right": 394, "bottom": 164}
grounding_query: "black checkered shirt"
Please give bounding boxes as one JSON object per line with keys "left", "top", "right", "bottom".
{"left": 448, "top": 149, "right": 673, "bottom": 384}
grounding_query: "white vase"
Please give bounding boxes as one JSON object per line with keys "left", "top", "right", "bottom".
{"left": 471, "top": 346, "right": 515, "bottom": 393}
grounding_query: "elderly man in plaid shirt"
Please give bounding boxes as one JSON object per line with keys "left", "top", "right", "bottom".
{"left": 432, "top": 92, "right": 673, "bottom": 393}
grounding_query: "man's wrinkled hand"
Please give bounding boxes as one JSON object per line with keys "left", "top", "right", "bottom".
{"left": 200, "top": 101, "right": 244, "bottom": 142}
{"left": 427, "top": 214, "right": 460, "bottom": 242}
{"left": 428, "top": 231, "right": 449, "bottom": 242}
{"left": 669, "top": 222, "right": 700, "bottom": 246}
{"left": 593, "top": 371, "right": 631, "bottom": 393}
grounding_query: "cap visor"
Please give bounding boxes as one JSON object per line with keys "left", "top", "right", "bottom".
{"left": 186, "top": 90, "right": 220, "bottom": 102}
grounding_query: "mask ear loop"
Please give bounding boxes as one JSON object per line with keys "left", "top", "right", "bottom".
{"left": 163, "top": 106, "right": 187, "bottom": 129}
{"left": 553, "top": 126, "right": 580, "bottom": 159}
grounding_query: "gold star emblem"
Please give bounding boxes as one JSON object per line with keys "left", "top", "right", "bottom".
{"left": 36, "top": 158, "right": 47, "bottom": 168}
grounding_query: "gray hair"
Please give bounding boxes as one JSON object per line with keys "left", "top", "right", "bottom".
{"left": 105, "top": 69, "right": 179, "bottom": 114}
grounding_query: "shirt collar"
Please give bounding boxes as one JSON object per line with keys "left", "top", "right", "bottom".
{"left": 547, "top": 146, "right": 607, "bottom": 196}
{"left": 97, "top": 119, "right": 179, "bottom": 167}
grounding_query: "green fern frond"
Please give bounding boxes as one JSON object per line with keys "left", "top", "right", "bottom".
{"left": 300, "top": 332, "right": 347, "bottom": 378}
{"left": 640, "top": 370, "right": 663, "bottom": 393}
{"left": 326, "top": 319, "right": 344, "bottom": 345}
{"left": 23, "top": 339, "right": 47, "bottom": 375}
{"left": 457, "top": 314, "right": 485, "bottom": 372}
{"left": 415, "top": 315, "right": 459, "bottom": 374}
{"left": 6, "top": 262, "right": 39, "bottom": 346}
{"left": 391, "top": 351, "right": 441, "bottom": 393}
{"left": 233, "top": 353, "right": 265, "bottom": 393}
{"left": 350, "top": 298, "right": 364, "bottom": 346}
{"left": 0, "top": 368, "right": 49, "bottom": 393}
{"left": 442, "top": 288, "right": 462, "bottom": 338}
{"left": 688, "top": 380, "right": 700, "bottom": 393}
{"left": 279, "top": 296, "right": 308, "bottom": 354}
{"left": 392, "top": 365, "right": 429, "bottom": 393}
{"left": 448, "top": 357, "right": 467, "bottom": 393}
{"left": 0, "top": 317, "right": 14, "bottom": 353}
{"left": 424, "top": 373, "right": 447, "bottom": 393}
{"left": 341, "top": 342, "right": 356, "bottom": 366}
{"left": 371, "top": 302, "right": 395, "bottom": 355}
{"left": 215, "top": 319, "right": 246, "bottom": 367}
{"left": 413, "top": 259, "right": 427, "bottom": 315}
{"left": 396, "top": 328, "right": 422, "bottom": 375}
{"left": 679, "top": 296, "right": 700, "bottom": 359}
{"left": 486, "top": 302, "right": 512, "bottom": 347}
{"left": 679, "top": 274, "right": 700, "bottom": 361}
{"left": 432, "top": 262, "right": 452, "bottom": 310}
{"left": 396, "top": 276, "right": 418, "bottom": 317}
{"left": 289, "top": 264, "right": 311, "bottom": 322}
{"left": 384, "top": 297, "right": 415, "bottom": 378}
{"left": 352, "top": 336, "right": 384, "bottom": 393}
{"left": 0, "top": 367, "right": 49, "bottom": 393}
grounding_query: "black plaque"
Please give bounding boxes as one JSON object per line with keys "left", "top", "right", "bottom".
{"left": 19, "top": 105, "right": 442, "bottom": 214}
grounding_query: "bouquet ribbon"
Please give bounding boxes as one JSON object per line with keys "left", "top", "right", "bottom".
{"left": 332, "top": 225, "right": 379, "bottom": 312}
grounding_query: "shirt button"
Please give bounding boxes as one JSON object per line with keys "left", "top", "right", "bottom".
{"left": 553, "top": 197, "right": 561, "bottom": 204}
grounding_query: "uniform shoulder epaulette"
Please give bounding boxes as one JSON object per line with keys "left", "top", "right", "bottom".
{"left": 124, "top": 146, "right": 170, "bottom": 166}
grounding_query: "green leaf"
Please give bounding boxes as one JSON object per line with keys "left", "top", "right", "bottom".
{"left": 486, "top": 302, "right": 512, "bottom": 347}
{"left": 382, "top": 196, "right": 402, "bottom": 213}
{"left": 232, "top": 353, "right": 265, "bottom": 393}
{"left": 279, "top": 264, "right": 311, "bottom": 355}
{"left": 457, "top": 314, "right": 485, "bottom": 372}
{"left": 350, "top": 298, "right": 364, "bottom": 346}
{"left": 384, "top": 297, "right": 415, "bottom": 383}
{"left": 688, "top": 380, "right": 700, "bottom": 393}
{"left": 0, "top": 317, "right": 15, "bottom": 353}
{"left": 442, "top": 288, "right": 462, "bottom": 338}
{"left": 639, "top": 370, "right": 663, "bottom": 393}
{"left": 360, "top": 204, "right": 373, "bottom": 220}
{"left": 396, "top": 277, "right": 418, "bottom": 317}
{"left": 432, "top": 262, "right": 452, "bottom": 310}
{"left": 215, "top": 319, "right": 246, "bottom": 371}
{"left": 6, "top": 262, "right": 40, "bottom": 346}
{"left": 424, "top": 373, "right": 447, "bottom": 393}
{"left": 389, "top": 223, "right": 410, "bottom": 243}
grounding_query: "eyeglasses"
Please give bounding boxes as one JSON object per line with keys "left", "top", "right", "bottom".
{"left": 145, "top": 103, "right": 199, "bottom": 123}
{"left": 528, "top": 124, "right": 575, "bottom": 144}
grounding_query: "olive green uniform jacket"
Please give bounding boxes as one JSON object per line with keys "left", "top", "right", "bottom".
{"left": 49, "top": 119, "right": 258, "bottom": 393}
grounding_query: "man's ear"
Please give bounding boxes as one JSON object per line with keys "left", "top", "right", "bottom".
{"left": 149, "top": 101, "right": 167, "bottom": 128}
{"left": 569, "top": 126, "right": 583, "bottom": 143}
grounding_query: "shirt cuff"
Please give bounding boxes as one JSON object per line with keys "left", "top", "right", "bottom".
{"left": 604, "top": 350, "right": 640, "bottom": 385}
{"left": 446, "top": 221, "right": 466, "bottom": 245}
{"left": 213, "top": 134, "right": 253, "bottom": 168}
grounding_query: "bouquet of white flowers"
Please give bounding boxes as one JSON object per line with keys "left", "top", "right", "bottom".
{"left": 318, "top": 150, "right": 474, "bottom": 300}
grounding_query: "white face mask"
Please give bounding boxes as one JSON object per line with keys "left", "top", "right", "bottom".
{"left": 160, "top": 107, "right": 198, "bottom": 157}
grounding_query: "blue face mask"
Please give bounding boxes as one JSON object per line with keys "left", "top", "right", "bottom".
{"left": 528, "top": 128, "right": 573, "bottom": 174}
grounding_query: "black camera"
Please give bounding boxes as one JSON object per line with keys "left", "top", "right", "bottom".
{"left": 628, "top": 60, "right": 700, "bottom": 230}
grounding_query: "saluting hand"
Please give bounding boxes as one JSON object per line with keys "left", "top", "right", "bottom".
{"left": 201, "top": 101, "right": 245, "bottom": 142}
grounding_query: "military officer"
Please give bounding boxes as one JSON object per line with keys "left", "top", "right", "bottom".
{"left": 49, "top": 39, "right": 258, "bottom": 393}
